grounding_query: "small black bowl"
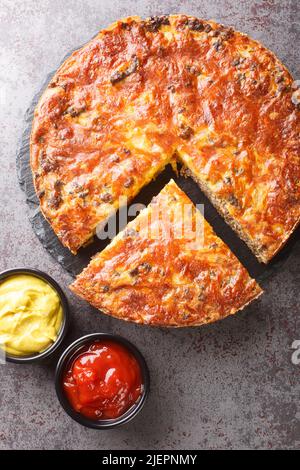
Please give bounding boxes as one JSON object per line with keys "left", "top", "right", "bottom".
{"left": 0, "top": 268, "right": 69, "bottom": 363}
{"left": 55, "top": 333, "right": 150, "bottom": 429}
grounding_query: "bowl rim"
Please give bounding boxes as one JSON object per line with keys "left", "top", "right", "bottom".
{"left": 0, "top": 267, "right": 69, "bottom": 363}
{"left": 55, "top": 332, "right": 150, "bottom": 429}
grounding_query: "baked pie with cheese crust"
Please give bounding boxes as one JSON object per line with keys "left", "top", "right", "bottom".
{"left": 31, "top": 15, "right": 300, "bottom": 263}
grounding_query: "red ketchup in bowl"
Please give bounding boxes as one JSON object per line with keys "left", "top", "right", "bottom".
{"left": 62, "top": 340, "right": 143, "bottom": 420}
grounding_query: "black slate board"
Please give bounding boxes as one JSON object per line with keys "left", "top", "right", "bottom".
{"left": 17, "top": 39, "right": 300, "bottom": 282}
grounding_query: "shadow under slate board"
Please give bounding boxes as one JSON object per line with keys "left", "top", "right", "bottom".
{"left": 16, "top": 37, "right": 300, "bottom": 283}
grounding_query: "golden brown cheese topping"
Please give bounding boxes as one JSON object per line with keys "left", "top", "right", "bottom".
{"left": 70, "top": 180, "right": 262, "bottom": 327}
{"left": 31, "top": 15, "right": 300, "bottom": 261}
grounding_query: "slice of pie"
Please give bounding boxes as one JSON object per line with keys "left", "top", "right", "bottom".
{"left": 70, "top": 180, "right": 262, "bottom": 327}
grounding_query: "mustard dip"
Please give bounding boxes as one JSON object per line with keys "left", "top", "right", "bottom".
{"left": 0, "top": 274, "right": 63, "bottom": 356}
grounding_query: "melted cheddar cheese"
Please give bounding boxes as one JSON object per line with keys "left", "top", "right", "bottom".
{"left": 31, "top": 15, "right": 300, "bottom": 262}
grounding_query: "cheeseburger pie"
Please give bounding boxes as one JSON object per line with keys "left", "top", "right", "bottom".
{"left": 31, "top": 15, "right": 300, "bottom": 262}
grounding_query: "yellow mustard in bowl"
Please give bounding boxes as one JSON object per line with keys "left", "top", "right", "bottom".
{"left": 0, "top": 274, "right": 63, "bottom": 356}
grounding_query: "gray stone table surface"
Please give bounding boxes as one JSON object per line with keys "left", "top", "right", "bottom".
{"left": 0, "top": 0, "right": 299, "bottom": 450}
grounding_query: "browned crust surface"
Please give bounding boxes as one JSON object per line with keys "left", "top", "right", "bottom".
{"left": 70, "top": 180, "right": 262, "bottom": 327}
{"left": 31, "top": 15, "right": 300, "bottom": 261}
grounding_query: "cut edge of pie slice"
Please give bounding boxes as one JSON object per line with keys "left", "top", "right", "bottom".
{"left": 180, "top": 165, "right": 280, "bottom": 265}
{"left": 70, "top": 179, "right": 263, "bottom": 327}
